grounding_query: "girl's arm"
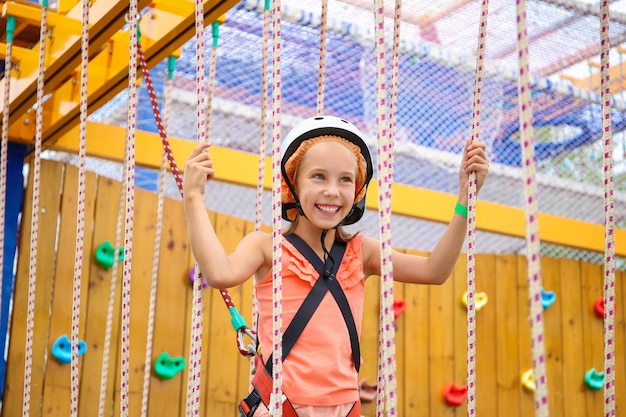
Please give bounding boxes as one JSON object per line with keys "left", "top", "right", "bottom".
{"left": 183, "top": 144, "right": 268, "bottom": 288}
{"left": 364, "top": 140, "right": 489, "bottom": 284}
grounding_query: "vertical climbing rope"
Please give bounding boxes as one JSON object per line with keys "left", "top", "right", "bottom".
{"left": 466, "top": 1, "right": 489, "bottom": 415}
{"left": 186, "top": 0, "right": 207, "bottom": 413}
{"left": 98, "top": 161, "right": 126, "bottom": 417}
{"left": 120, "top": 1, "right": 140, "bottom": 415}
{"left": 387, "top": 0, "right": 401, "bottom": 168}
{"left": 20, "top": 0, "right": 48, "bottom": 417}
{"left": 0, "top": 17, "right": 14, "bottom": 359}
{"left": 137, "top": 37, "right": 255, "bottom": 361}
{"left": 270, "top": 0, "right": 284, "bottom": 415}
{"left": 316, "top": 0, "right": 328, "bottom": 115}
{"left": 70, "top": 0, "right": 89, "bottom": 414}
{"left": 139, "top": 58, "right": 175, "bottom": 417}
{"left": 252, "top": 0, "right": 272, "bottom": 382}
{"left": 205, "top": 20, "right": 220, "bottom": 141}
{"left": 599, "top": 2, "right": 616, "bottom": 416}
{"left": 373, "top": 1, "right": 397, "bottom": 415}
{"left": 257, "top": 0, "right": 271, "bottom": 234}
{"left": 515, "top": 1, "right": 549, "bottom": 416}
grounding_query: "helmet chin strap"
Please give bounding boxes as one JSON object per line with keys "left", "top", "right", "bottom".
{"left": 320, "top": 229, "right": 336, "bottom": 276}
{"left": 283, "top": 172, "right": 307, "bottom": 221}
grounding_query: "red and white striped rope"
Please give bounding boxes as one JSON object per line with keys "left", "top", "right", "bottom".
{"left": 387, "top": 0, "right": 401, "bottom": 166}
{"left": 205, "top": 29, "right": 218, "bottom": 141}
{"left": 136, "top": 31, "right": 247, "bottom": 369}
{"left": 515, "top": 1, "right": 549, "bottom": 415}
{"left": 140, "top": 70, "right": 173, "bottom": 417}
{"left": 98, "top": 163, "right": 126, "bottom": 417}
{"left": 21, "top": 9, "right": 43, "bottom": 417}
{"left": 316, "top": 0, "right": 328, "bottom": 115}
{"left": 599, "top": 2, "right": 616, "bottom": 415}
{"left": 185, "top": 0, "right": 207, "bottom": 413}
{"left": 466, "top": 1, "right": 489, "bottom": 415}
{"left": 136, "top": 46, "right": 185, "bottom": 190}
{"left": 120, "top": 3, "right": 139, "bottom": 415}
{"left": 373, "top": 1, "right": 397, "bottom": 415}
{"left": 70, "top": 0, "right": 89, "bottom": 414}
{"left": 251, "top": 3, "right": 272, "bottom": 383}
{"left": 270, "top": 0, "right": 284, "bottom": 415}
{"left": 256, "top": 6, "right": 270, "bottom": 234}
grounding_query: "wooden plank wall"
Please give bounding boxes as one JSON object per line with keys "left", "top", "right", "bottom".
{"left": 3, "top": 160, "right": 625, "bottom": 417}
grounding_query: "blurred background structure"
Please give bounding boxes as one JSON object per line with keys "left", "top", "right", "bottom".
{"left": 2, "top": 0, "right": 626, "bottom": 415}
{"left": 50, "top": 0, "right": 626, "bottom": 266}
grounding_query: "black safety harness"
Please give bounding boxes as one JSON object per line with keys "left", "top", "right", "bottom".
{"left": 239, "top": 234, "right": 362, "bottom": 417}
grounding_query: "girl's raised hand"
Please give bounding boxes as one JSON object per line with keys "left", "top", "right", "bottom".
{"left": 183, "top": 143, "right": 214, "bottom": 198}
{"left": 459, "top": 139, "right": 489, "bottom": 193}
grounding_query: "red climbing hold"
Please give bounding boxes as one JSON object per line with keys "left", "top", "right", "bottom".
{"left": 594, "top": 297, "right": 616, "bottom": 319}
{"left": 393, "top": 299, "right": 406, "bottom": 319}
{"left": 443, "top": 382, "right": 468, "bottom": 407}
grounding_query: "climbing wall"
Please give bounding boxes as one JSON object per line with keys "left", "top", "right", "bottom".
{"left": 4, "top": 159, "right": 625, "bottom": 416}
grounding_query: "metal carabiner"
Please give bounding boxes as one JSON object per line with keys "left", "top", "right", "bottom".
{"left": 237, "top": 327, "right": 258, "bottom": 357}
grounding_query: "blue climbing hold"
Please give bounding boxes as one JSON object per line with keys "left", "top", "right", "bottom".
{"left": 584, "top": 368, "right": 604, "bottom": 391}
{"left": 541, "top": 288, "right": 556, "bottom": 309}
{"left": 51, "top": 334, "right": 87, "bottom": 364}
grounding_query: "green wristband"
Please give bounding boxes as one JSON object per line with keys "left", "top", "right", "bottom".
{"left": 454, "top": 202, "right": 468, "bottom": 218}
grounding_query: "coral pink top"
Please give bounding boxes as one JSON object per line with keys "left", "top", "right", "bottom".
{"left": 255, "top": 235, "right": 365, "bottom": 406}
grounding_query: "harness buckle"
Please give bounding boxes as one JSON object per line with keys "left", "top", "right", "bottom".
{"left": 267, "top": 393, "right": 288, "bottom": 414}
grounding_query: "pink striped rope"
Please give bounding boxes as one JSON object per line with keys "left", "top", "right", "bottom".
{"left": 599, "top": 1, "right": 616, "bottom": 415}
{"left": 120, "top": 3, "right": 140, "bottom": 415}
{"left": 515, "top": 1, "right": 549, "bottom": 415}
{"left": 270, "top": 0, "right": 284, "bottom": 414}
{"left": 136, "top": 36, "right": 248, "bottom": 362}
{"left": 256, "top": 6, "right": 270, "bottom": 234}
{"left": 21, "top": 10, "right": 43, "bottom": 417}
{"left": 387, "top": 0, "right": 401, "bottom": 168}
{"left": 98, "top": 164, "right": 126, "bottom": 417}
{"left": 70, "top": 0, "right": 89, "bottom": 414}
{"left": 466, "top": 1, "right": 490, "bottom": 415}
{"left": 316, "top": 0, "right": 328, "bottom": 115}
{"left": 185, "top": 0, "right": 207, "bottom": 413}
{"left": 205, "top": 26, "right": 219, "bottom": 140}
{"left": 373, "top": 1, "right": 397, "bottom": 415}
{"left": 251, "top": 4, "right": 272, "bottom": 382}
{"left": 140, "top": 71, "right": 173, "bottom": 417}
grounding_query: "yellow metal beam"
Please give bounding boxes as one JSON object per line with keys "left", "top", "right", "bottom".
{"left": 1, "top": 0, "right": 153, "bottom": 120}
{"left": 5, "top": 0, "right": 240, "bottom": 147}
{"left": 560, "top": 58, "right": 626, "bottom": 94}
{"left": 51, "top": 121, "right": 626, "bottom": 257}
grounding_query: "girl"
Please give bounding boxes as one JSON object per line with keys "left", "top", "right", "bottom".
{"left": 183, "top": 115, "right": 489, "bottom": 417}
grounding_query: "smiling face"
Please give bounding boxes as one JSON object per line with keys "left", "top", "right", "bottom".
{"left": 292, "top": 139, "right": 359, "bottom": 231}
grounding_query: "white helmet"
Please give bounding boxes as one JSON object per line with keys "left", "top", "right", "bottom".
{"left": 280, "top": 115, "right": 373, "bottom": 225}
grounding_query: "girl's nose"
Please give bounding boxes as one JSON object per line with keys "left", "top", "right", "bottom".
{"left": 324, "top": 185, "right": 340, "bottom": 197}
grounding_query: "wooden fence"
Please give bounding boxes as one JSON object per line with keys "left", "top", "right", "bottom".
{"left": 3, "top": 160, "right": 624, "bottom": 416}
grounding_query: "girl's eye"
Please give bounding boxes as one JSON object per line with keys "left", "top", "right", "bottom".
{"left": 341, "top": 176, "right": 354, "bottom": 183}
{"left": 313, "top": 173, "right": 325, "bottom": 180}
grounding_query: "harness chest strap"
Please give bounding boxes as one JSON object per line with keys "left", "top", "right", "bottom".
{"left": 239, "top": 234, "right": 362, "bottom": 417}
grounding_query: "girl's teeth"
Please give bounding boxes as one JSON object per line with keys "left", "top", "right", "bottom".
{"left": 317, "top": 205, "right": 338, "bottom": 213}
